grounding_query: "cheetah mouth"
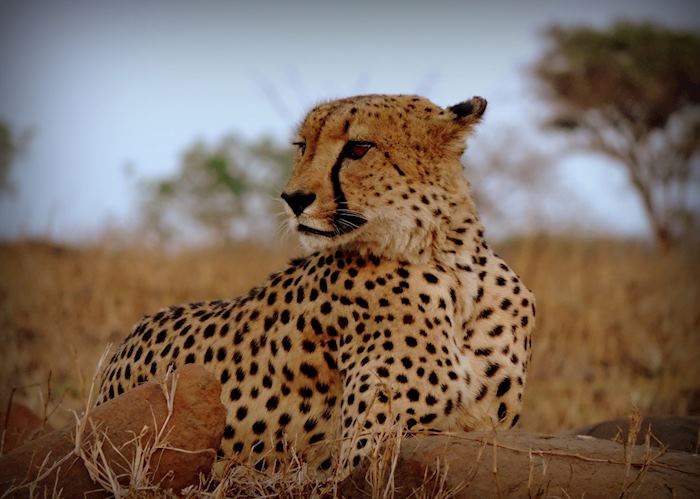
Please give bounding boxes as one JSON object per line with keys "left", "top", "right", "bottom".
{"left": 297, "top": 224, "right": 339, "bottom": 238}
{"left": 298, "top": 211, "right": 367, "bottom": 238}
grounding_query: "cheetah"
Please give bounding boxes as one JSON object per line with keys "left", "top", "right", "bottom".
{"left": 98, "top": 94, "right": 535, "bottom": 477}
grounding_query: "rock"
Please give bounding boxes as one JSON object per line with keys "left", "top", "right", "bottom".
{"left": 568, "top": 415, "right": 700, "bottom": 453}
{"left": 0, "top": 365, "right": 226, "bottom": 498}
{"left": 0, "top": 402, "right": 49, "bottom": 453}
{"left": 338, "top": 432, "right": 700, "bottom": 498}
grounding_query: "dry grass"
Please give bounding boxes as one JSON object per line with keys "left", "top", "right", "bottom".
{"left": 0, "top": 240, "right": 293, "bottom": 428}
{"left": 1, "top": 236, "right": 698, "bottom": 432}
{"left": 506, "top": 237, "right": 700, "bottom": 432}
{"left": 0, "top": 236, "right": 699, "bottom": 497}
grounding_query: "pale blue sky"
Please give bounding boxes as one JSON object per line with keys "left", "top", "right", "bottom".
{"left": 1, "top": 0, "right": 698, "bottom": 241}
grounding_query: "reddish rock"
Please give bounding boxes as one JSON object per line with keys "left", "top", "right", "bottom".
{"left": 0, "top": 364, "right": 225, "bottom": 497}
{"left": 0, "top": 402, "right": 49, "bottom": 453}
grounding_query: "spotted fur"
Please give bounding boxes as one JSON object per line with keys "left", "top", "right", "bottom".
{"left": 98, "top": 94, "right": 535, "bottom": 476}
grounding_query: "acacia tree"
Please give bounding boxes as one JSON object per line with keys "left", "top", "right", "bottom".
{"left": 533, "top": 22, "right": 700, "bottom": 247}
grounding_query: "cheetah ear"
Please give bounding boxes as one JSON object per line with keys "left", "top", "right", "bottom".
{"left": 447, "top": 96, "right": 487, "bottom": 124}
{"left": 442, "top": 96, "right": 487, "bottom": 153}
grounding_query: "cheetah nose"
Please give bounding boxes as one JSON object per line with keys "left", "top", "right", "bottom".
{"left": 281, "top": 190, "right": 316, "bottom": 216}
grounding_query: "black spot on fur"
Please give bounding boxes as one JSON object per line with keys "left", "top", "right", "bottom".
{"left": 497, "top": 377, "right": 511, "bottom": 397}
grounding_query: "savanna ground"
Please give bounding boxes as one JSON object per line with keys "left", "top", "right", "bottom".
{"left": 2, "top": 236, "right": 700, "bottom": 497}
{"left": 2, "top": 236, "right": 699, "bottom": 437}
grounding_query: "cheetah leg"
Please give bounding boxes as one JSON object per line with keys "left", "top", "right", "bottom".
{"left": 336, "top": 364, "right": 460, "bottom": 478}
{"left": 337, "top": 377, "right": 400, "bottom": 477}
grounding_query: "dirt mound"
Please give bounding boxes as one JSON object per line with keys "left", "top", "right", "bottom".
{"left": 569, "top": 415, "right": 700, "bottom": 453}
{"left": 339, "top": 432, "right": 700, "bottom": 498}
{"left": 0, "top": 365, "right": 225, "bottom": 497}
{"left": 0, "top": 402, "right": 51, "bottom": 453}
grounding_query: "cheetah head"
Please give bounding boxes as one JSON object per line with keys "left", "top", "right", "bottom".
{"left": 281, "top": 94, "right": 486, "bottom": 258}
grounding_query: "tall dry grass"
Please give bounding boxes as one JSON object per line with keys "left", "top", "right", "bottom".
{"left": 504, "top": 237, "right": 700, "bottom": 432}
{"left": 0, "top": 237, "right": 698, "bottom": 434}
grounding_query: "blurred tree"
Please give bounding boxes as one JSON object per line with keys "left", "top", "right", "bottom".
{"left": 0, "top": 121, "right": 30, "bottom": 194}
{"left": 533, "top": 21, "right": 700, "bottom": 247}
{"left": 465, "top": 128, "right": 582, "bottom": 237}
{"left": 140, "top": 135, "right": 293, "bottom": 244}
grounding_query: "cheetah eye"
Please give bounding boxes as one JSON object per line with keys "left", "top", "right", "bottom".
{"left": 292, "top": 141, "right": 306, "bottom": 155}
{"left": 345, "top": 141, "right": 374, "bottom": 160}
